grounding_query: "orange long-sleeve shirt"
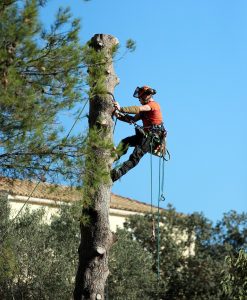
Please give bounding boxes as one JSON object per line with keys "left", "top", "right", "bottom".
{"left": 140, "top": 101, "right": 163, "bottom": 128}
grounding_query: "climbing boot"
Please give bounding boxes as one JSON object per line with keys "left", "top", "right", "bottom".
{"left": 111, "top": 169, "right": 122, "bottom": 182}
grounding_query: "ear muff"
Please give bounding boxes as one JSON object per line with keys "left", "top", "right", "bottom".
{"left": 145, "top": 88, "right": 157, "bottom": 96}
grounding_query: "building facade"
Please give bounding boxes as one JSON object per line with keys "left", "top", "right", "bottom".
{"left": 0, "top": 177, "right": 158, "bottom": 232}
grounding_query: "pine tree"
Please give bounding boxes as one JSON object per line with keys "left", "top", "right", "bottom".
{"left": 0, "top": 3, "right": 137, "bottom": 299}
{"left": 73, "top": 33, "right": 119, "bottom": 300}
{"left": 0, "top": 0, "right": 85, "bottom": 183}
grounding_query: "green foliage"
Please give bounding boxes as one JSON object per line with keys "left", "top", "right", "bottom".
{"left": 121, "top": 206, "right": 247, "bottom": 300}
{"left": 82, "top": 44, "right": 107, "bottom": 96}
{"left": 111, "top": 43, "right": 120, "bottom": 58}
{"left": 214, "top": 211, "right": 247, "bottom": 253}
{"left": 0, "top": 194, "right": 17, "bottom": 287}
{"left": 108, "top": 229, "right": 157, "bottom": 300}
{"left": 0, "top": 197, "right": 80, "bottom": 299}
{"left": 126, "top": 39, "right": 136, "bottom": 52}
{"left": 221, "top": 249, "right": 247, "bottom": 300}
{"left": 0, "top": 0, "right": 86, "bottom": 183}
{"left": 0, "top": 1, "right": 137, "bottom": 187}
{"left": 80, "top": 125, "right": 113, "bottom": 225}
{"left": 80, "top": 39, "right": 117, "bottom": 225}
{"left": 0, "top": 196, "right": 246, "bottom": 299}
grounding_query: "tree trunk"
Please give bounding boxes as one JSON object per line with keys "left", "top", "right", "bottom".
{"left": 74, "top": 34, "right": 119, "bottom": 300}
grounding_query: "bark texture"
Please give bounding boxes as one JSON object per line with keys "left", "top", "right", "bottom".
{"left": 74, "top": 34, "right": 119, "bottom": 300}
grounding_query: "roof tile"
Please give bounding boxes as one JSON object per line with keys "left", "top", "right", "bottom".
{"left": 0, "top": 177, "right": 160, "bottom": 213}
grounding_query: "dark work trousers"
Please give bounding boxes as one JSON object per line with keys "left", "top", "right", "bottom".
{"left": 111, "top": 128, "right": 152, "bottom": 181}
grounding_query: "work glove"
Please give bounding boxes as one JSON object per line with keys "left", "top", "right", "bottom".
{"left": 113, "top": 101, "right": 121, "bottom": 111}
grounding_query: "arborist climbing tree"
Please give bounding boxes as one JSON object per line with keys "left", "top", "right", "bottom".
{"left": 111, "top": 85, "right": 167, "bottom": 182}
{"left": 110, "top": 86, "right": 169, "bottom": 287}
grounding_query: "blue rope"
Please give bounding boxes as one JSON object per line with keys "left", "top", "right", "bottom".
{"left": 157, "top": 155, "right": 166, "bottom": 282}
{"left": 150, "top": 138, "right": 156, "bottom": 241}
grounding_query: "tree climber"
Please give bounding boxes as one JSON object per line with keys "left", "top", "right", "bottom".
{"left": 111, "top": 85, "right": 166, "bottom": 182}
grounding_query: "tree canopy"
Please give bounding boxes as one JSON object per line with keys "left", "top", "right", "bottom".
{"left": 0, "top": 0, "right": 86, "bottom": 184}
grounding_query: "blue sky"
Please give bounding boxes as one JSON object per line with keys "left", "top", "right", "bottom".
{"left": 41, "top": 0, "right": 247, "bottom": 223}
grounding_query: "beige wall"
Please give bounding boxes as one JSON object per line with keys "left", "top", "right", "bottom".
{"left": 8, "top": 194, "right": 137, "bottom": 232}
{"left": 7, "top": 194, "right": 195, "bottom": 256}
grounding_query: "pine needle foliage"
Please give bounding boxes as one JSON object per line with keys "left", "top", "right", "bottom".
{"left": 82, "top": 126, "right": 112, "bottom": 208}
{"left": 83, "top": 43, "right": 108, "bottom": 96}
{"left": 125, "top": 39, "right": 136, "bottom": 52}
{"left": 79, "top": 44, "right": 115, "bottom": 225}
{"left": 0, "top": 0, "right": 86, "bottom": 183}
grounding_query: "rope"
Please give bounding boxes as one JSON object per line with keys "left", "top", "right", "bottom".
{"left": 149, "top": 137, "right": 166, "bottom": 284}
{"left": 157, "top": 155, "right": 166, "bottom": 282}
{"left": 157, "top": 156, "right": 161, "bottom": 280}
{"left": 164, "top": 148, "right": 171, "bottom": 161}
{"left": 150, "top": 138, "right": 155, "bottom": 241}
{"left": 113, "top": 117, "right": 118, "bottom": 134}
{"left": 0, "top": 99, "right": 89, "bottom": 244}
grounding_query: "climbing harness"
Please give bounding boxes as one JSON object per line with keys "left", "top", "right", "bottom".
{"left": 147, "top": 124, "right": 167, "bottom": 158}
{"left": 108, "top": 92, "right": 170, "bottom": 160}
